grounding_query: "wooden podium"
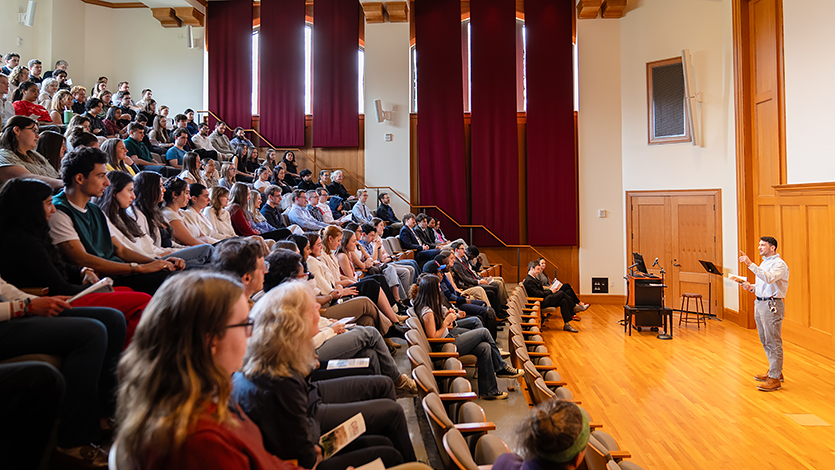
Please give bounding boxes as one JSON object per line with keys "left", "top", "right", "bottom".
{"left": 624, "top": 275, "right": 673, "bottom": 336}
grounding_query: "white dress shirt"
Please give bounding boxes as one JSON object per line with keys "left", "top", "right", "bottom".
{"left": 748, "top": 254, "right": 789, "bottom": 299}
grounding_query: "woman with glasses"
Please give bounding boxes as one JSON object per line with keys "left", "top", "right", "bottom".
{"left": 0, "top": 116, "right": 62, "bottom": 189}
{"left": 113, "top": 271, "right": 302, "bottom": 470}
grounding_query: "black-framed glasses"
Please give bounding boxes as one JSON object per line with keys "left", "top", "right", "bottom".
{"left": 225, "top": 318, "right": 255, "bottom": 337}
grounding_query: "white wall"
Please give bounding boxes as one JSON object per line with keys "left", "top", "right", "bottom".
{"left": 577, "top": 18, "right": 626, "bottom": 296}
{"left": 616, "top": 0, "right": 738, "bottom": 309}
{"left": 363, "top": 21, "right": 411, "bottom": 217}
{"left": 783, "top": 0, "right": 835, "bottom": 184}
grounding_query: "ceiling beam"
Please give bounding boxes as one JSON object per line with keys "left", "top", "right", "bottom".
{"left": 601, "top": 0, "right": 627, "bottom": 18}
{"left": 385, "top": 2, "right": 409, "bottom": 23}
{"left": 362, "top": 2, "right": 385, "bottom": 24}
{"left": 151, "top": 7, "right": 183, "bottom": 27}
{"left": 174, "top": 6, "right": 204, "bottom": 26}
{"left": 576, "top": 0, "right": 602, "bottom": 19}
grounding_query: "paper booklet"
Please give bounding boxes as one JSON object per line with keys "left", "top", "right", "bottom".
{"left": 728, "top": 274, "right": 746, "bottom": 284}
{"left": 334, "top": 316, "right": 355, "bottom": 325}
{"left": 69, "top": 278, "right": 114, "bottom": 303}
{"left": 326, "top": 358, "right": 370, "bottom": 370}
{"left": 320, "top": 412, "right": 366, "bottom": 459}
{"left": 355, "top": 458, "right": 385, "bottom": 470}
{"left": 551, "top": 278, "right": 563, "bottom": 291}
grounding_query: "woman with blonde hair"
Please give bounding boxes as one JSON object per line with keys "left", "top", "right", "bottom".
{"left": 48, "top": 89, "right": 73, "bottom": 125}
{"left": 233, "top": 281, "right": 415, "bottom": 470}
{"left": 114, "top": 271, "right": 303, "bottom": 470}
{"left": 38, "top": 77, "right": 59, "bottom": 107}
{"left": 203, "top": 186, "right": 236, "bottom": 239}
{"left": 218, "top": 162, "right": 236, "bottom": 190}
{"left": 227, "top": 183, "right": 288, "bottom": 240}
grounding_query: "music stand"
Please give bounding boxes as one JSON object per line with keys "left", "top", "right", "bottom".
{"left": 698, "top": 260, "right": 722, "bottom": 321}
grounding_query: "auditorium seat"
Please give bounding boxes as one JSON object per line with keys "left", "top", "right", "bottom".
{"left": 442, "top": 427, "right": 509, "bottom": 470}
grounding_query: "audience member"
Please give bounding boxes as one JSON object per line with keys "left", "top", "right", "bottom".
{"left": 351, "top": 189, "right": 373, "bottom": 224}
{"left": 523, "top": 261, "right": 579, "bottom": 333}
{"left": 53, "top": 69, "right": 70, "bottom": 91}
{"left": 102, "top": 137, "right": 138, "bottom": 176}
{"left": 281, "top": 150, "right": 300, "bottom": 185}
{"left": 113, "top": 271, "right": 302, "bottom": 470}
{"left": 398, "top": 213, "right": 440, "bottom": 264}
{"left": 8, "top": 65, "right": 30, "bottom": 97}
{"left": 227, "top": 182, "right": 288, "bottom": 240}
{"left": 424, "top": 258, "right": 497, "bottom": 339}
{"left": 27, "top": 58, "right": 43, "bottom": 83}
{"left": 263, "top": 147, "right": 278, "bottom": 171}
{"left": 413, "top": 274, "right": 521, "bottom": 399}
{"left": 12, "top": 81, "right": 53, "bottom": 123}
{"left": 306, "top": 190, "right": 325, "bottom": 222}
{"left": 69, "top": 131, "right": 99, "bottom": 150}
{"left": 317, "top": 169, "right": 331, "bottom": 192}
{"left": 123, "top": 122, "right": 177, "bottom": 177}
{"left": 178, "top": 151, "right": 206, "bottom": 186}
{"left": 115, "top": 91, "right": 136, "bottom": 120}
{"left": 149, "top": 115, "right": 174, "bottom": 149}
{"left": 49, "top": 147, "right": 181, "bottom": 294}
{"left": 254, "top": 166, "right": 271, "bottom": 192}
{"left": 0, "top": 75, "right": 15, "bottom": 127}
{"left": 102, "top": 106, "right": 127, "bottom": 139}
{"left": 203, "top": 186, "right": 237, "bottom": 239}
{"left": 211, "top": 237, "right": 268, "bottom": 302}
{"left": 287, "top": 189, "right": 329, "bottom": 231}
{"left": 376, "top": 192, "right": 402, "bottom": 235}
{"left": 35, "top": 129, "right": 66, "bottom": 171}
{"left": 1, "top": 52, "right": 19, "bottom": 75}
{"left": 327, "top": 169, "right": 354, "bottom": 201}
{"left": 43, "top": 59, "right": 68, "bottom": 79}
{"left": 492, "top": 400, "right": 588, "bottom": 470}
{"left": 230, "top": 126, "right": 255, "bottom": 149}
{"left": 203, "top": 158, "right": 220, "bottom": 188}
{"left": 270, "top": 166, "right": 294, "bottom": 194}
{"left": 260, "top": 185, "right": 287, "bottom": 230}
{"left": 165, "top": 128, "right": 190, "bottom": 169}
{"left": 37, "top": 77, "right": 59, "bottom": 107}
{"left": 70, "top": 86, "right": 87, "bottom": 115}
{"left": 162, "top": 177, "right": 219, "bottom": 246}
{"left": 209, "top": 121, "right": 236, "bottom": 159}
{"left": 135, "top": 89, "right": 153, "bottom": 111}
{"left": 82, "top": 97, "right": 106, "bottom": 135}
{"left": 235, "top": 144, "right": 257, "bottom": 181}
{"left": 534, "top": 258, "right": 589, "bottom": 313}
{"left": 0, "top": 116, "right": 62, "bottom": 188}
{"left": 48, "top": 89, "right": 73, "bottom": 124}
{"left": 296, "top": 168, "right": 316, "bottom": 190}
{"left": 248, "top": 191, "right": 282, "bottom": 235}
{"left": 184, "top": 108, "right": 199, "bottom": 135}
{"left": 218, "top": 162, "right": 237, "bottom": 189}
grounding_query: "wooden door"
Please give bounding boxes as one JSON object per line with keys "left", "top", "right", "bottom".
{"left": 627, "top": 191, "right": 723, "bottom": 315}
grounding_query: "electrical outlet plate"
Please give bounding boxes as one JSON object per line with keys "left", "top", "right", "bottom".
{"left": 591, "top": 277, "right": 609, "bottom": 293}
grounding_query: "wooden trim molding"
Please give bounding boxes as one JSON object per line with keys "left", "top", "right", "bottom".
{"left": 386, "top": 2, "right": 409, "bottom": 23}
{"left": 174, "top": 7, "right": 204, "bottom": 27}
{"left": 151, "top": 7, "right": 182, "bottom": 28}
{"left": 576, "top": 0, "right": 602, "bottom": 19}
{"left": 363, "top": 2, "right": 385, "bottom": 24}
{"left": 580, "top": 294, "right": 627, "bottom": 305}
{"left": 773, "top": 182, "right": 835, "bottom": 195}
{"left": 80, "top": 0, "right": 145, "bottom": 8}
{"left": 601, "top": 0, "right": 627, "bottom": 18}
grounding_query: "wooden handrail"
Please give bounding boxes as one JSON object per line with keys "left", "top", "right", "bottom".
{"left": 196, "top": 109, "right": 565, "bottom": 274}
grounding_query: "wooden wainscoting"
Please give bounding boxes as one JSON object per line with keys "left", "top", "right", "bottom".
{"left": 755, "top": 183, "right": 835, "bottom": 360}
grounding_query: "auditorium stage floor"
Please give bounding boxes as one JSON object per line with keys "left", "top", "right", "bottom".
{"left": 539, "top": 305, "right": 835, "bottom": 470}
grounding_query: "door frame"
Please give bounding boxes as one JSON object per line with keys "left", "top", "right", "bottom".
{"left": 626, "top": 189, "right": 724, "bottom": 317}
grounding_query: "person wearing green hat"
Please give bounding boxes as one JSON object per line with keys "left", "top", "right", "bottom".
{"left": 493, "top": 400, "right": 589, "bottom": 470}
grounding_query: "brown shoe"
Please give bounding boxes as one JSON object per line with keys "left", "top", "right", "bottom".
{"left": 757, "top": 377, "right": 782, "bottom": 392}
{"left": 385, "top": 337, "right": 402, "bottom": 349}
{"left": 755, "top": 373, "right": 784, "bottom": 382}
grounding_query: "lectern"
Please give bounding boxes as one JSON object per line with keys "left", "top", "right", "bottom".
{"left": 624, "top": 274, "right": 673, "bottom": 337}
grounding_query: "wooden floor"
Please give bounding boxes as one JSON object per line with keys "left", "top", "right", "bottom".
{"left": 540, "top": 305, "right": 835, "bottom": 470}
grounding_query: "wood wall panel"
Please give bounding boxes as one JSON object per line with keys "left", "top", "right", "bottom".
{"left": 807, "top": 205, "right": 833, "bottom": 335}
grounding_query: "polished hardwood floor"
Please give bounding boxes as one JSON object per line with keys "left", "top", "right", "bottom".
{"left": 540, "top": 305, "right": 835, "bottom": 470}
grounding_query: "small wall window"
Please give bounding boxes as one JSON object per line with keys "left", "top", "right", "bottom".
{"left": 647, "top": 57, "right": 691, "bottom": 144}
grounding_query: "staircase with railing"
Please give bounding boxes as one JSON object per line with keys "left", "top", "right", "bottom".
{"left": 197, "top": 110, "right": 572, "bottom": 282}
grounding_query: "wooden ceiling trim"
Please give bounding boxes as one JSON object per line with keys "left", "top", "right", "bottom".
{"left": 151, "top": 7, "right": 183, "bottom": 27}
{"left": 576, "top": 0, "right": 602, "bottom": 19}
{"left": 601, "top": 0, "right": 626, "bottom": 18}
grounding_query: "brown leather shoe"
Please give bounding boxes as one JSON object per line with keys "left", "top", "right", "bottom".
{"left": 755, "top": 373, "right": 784, "bottom": 382}
{"left": 384, "top": 337, "right": 402, "bottom": 349}
{"left": 757, "top": 377, "right": 782, "bottom": 392}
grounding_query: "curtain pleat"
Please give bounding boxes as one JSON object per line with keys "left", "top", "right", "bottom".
{"left": 207, "top": 0, "right": 253, "bottom": 130}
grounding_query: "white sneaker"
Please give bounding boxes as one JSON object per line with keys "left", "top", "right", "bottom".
{"left": 499, "top": 348, "right": 511, "bottom": 358}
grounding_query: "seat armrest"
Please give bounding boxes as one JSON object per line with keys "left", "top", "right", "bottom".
{"left": 535, "top": 364, "right": 558, "bottom": 371}
{"left": 524, "top": 340, "right": 546, "bottom": 345}
{"left": 528, "top": 352, "right": 550, "bottom": 357}
{"left": 522, "top": 308, "right": 538, "bottom": 312}
{"left": 609, "top": 451, "right": 632, "bottom": 460}
{"left": 432, "top": 370, "right": 467, "bottom": 377}
{"left": 544, "top": 380, "right": 566, "bottom": 387}
{"left": 521, "top": 331, "right": 540, "bottom": 336}
{"left": 427, "top": 337, "right": 456, "bottom": 343}
{"left": 439, "top": 392, "right": 477, "bottom": 402}
{"left": 527, "top": 297, "right": 544, "bottom": 302}
{"left": 20, "top": 287, "right": 49, "bottom": 296}
{"left": 454, "top": 422, "right": 496, "bottom": 433}
{"left": 590, "top": 422, "right": 603, "bottom": 430}
{"left": 428, "top": 352, "right": 459, "bottom": 359}
{"left": 520, "top": 315, "right": 537, "bottom": 319}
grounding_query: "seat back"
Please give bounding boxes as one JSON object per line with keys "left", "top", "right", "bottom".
{"left": 543, "top": 369, "right": 563, "bottom": 383}
{"left": 458, "top": 401, "right": 487, "bottom": 424}
{"left": 584, "top": 435, "right": 612, "bottom": 470}
{"left": 407, "top": 345, "right": 431, "bottom": 370}
{"left": 449, "top": 376, "right": 472, "bottom": 394}
{"left": 387, "top": 236, "right": 404, "bottom": 253}
{"left": 405, "top": 329, "right": 430, "bottom": 351}
{"left": 382, "top": 237, "right": 394, "bottom": 256}
{"left": 532, "top": 377, "right": 556, "bottom": 405}
{"left": 443, "top": 428, "right": 479, "bottom": 470}
{"left": 423, "top": 392, "right": 455, "bottom": 470}
{"left": 473, "top": 434, "right": 510, "bottom": 466}
{"left": 406, "top": 316, "right": 423, "bottom": 332}
{"left": 555, "top": 386, "right": 574, "bottom": 401}
{"left": 413, "top": 364, "right": 439, "bottom": 396}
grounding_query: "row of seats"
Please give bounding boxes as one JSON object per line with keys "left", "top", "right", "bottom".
{"left": 507, "top": 286, "right": 645, "bottom": 470}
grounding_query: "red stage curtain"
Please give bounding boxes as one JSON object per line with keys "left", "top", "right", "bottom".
{"left": 470, "top": 0, "right": 520, "bottom": 245}
{"left": 259, "top": 0, "right": 305, "bottom": 147}
{"left": 207, "top": 0, "right": 252, "bottom": 130}
{"left": 312, "top": 0, "right": 359, "bottom": 147}
{"left": 415, "top": 0, "right": 468, "bottom": 224}
{"left": 525, "top": 0, "right": 577, "bottom": 245}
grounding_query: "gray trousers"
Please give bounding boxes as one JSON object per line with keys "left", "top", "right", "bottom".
{"left": 754, "top": 298, "right": 784, "bottom": 379}
{"left": 316, "top": 326, "right": 400, "bottom": 382}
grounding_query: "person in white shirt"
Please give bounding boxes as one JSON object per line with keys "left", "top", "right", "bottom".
{"left": 253, "top": 166, "right": 271, "bottom": 193}
{"left": 739, "top": 236, "right": 790, "bottom": 392}
{"left": 161, "top": 178, "right": 219, "bottom": 246}
{"left": 192, "top": 123, "right": 223, "bottom": 155}
{"left": 0, "top": 75, "right": 15, "bottom": 128}
{"left": 317, "top": 188, "right": 336, "bottom": 223}
{"left": 203, "top": 186, "right": 237, "bottom": 239}
{"left": 351, "top": 189, "right": 373, "bottom": 225}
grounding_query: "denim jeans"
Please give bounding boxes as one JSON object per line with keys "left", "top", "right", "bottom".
{"left": 755, "top": 298, "right": 784, "bottom": 379}
{"left": 394, "top": 259, "right": 420, "bottom": 284}
{"left": 448, "top": 318, "right": 507, "bottom": 396}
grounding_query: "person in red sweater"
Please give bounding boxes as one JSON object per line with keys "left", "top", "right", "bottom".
{"left": 113, "top": 271, "right": 305, "bottom": 470}
{"left": 12, "top": 81, "right": 53, "bottom": 123}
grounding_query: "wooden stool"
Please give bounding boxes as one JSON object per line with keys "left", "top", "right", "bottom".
{"left": 679, "top": 293, "right": 707, "bottom": 328}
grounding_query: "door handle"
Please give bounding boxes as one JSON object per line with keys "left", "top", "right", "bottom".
{"left": 672, "top": 259, "right": 681, "bottom": 267}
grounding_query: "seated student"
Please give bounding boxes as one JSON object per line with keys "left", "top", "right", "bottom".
{"left": 435, "top": 249, "right": 493, "bottom": 309}
{"left": 296, "top": 168, "right": 317, "bottom": 190}
{"left": 1, "top": 53, "right": 19, "bottom": 76}
{"left": 334, "top": 227, "right": 403, "bottom": 314}
{"left": 370, "top": 217, "right": 421, "bottom": 283}
{"left": 287, "top": 189, "right": 329, "bottom": 231}
{"left": 414, "top": 213, "right": 444, "bottom": 249}
{"left": 113, "top": 271, "right": 303, "bottom": 470}
{"left": 54, "top": 69, "right": 71, "bottom": 91}
{"left": 8, "top": 65, "right": 30, "bottom": 99}
{"left": 317, "top": 189, "right": 339, "bottom": 224}
{"left": 0, "top": 276, "right": 125, "bottom": 468}
{"left": 82, "top": 97, "right": 106, "bottom": 136}
{"left": 48, "top": 89, "right": 73, "bottom": 125}
{"left": 413, "top": 274, "right": 521, "bottom": 399}
{"left": 202, "top": 186, "right": 236, "bottom": 238}
{"left": 0, "top": 177, "right": 152, "bottom": 343}
{"left": 450, "top": 240, "right": 506, "bottom": 312}
{"left": 100, "top": 171, "right": 213, "bottom": 271}
{"left": 248, "top": 190, "right": 283, "bottom": 235}
{"left": 230, "top": 127, "right": 255, "bottom": 149}
{"left": 192, "top": 122, "right": 219, "bottom": 156}
{"left": 123, "top": 122, "right": 178, "bottom": 177}
{"left": 260, "top": 185, "right": 287, "bottom": 230}
{"left": 35, "top": 129, "right": 66, "bottom": 172}
{"left": 359, "top": 223, "right": 416, "bottom": 291}
{"left": 253, "top": 166, "right": 271, "bottom": 192}
{"left": 210, "top": 237, "right": 270, "bottom": 305}
{"left": 101, "top": 137, "right": 140, "bottom": 176}
{"left": 162, "top": 178, "right": 220, "bottom": 246}
{"left": 202, "top": 157, "right": 220, "bottom": 188}
{"left": 28, "top": 59, "right": 43, "bottom": 83}
{"left": 262, "top": 147, "right": 278, "bottom": 171}
{"left": 0, "top": 361, "right": 63, "bottom": 469}
{"left": 165, "top": 128, "right": 190, "bottom": 169}
{"left": 376, "top": 192, "right": 402, "bottom": 236}
{"left": 49, "top": 147, "right": 183, "bottom": 294}
{"left": 114, "top": 91, "right": 136, "bottom": 120}
{"left": 523, "top": 261, "right": 579, "bottom": 333}
{"left": 233, "top": 281, "right": 417, "bottom": 470}
{"left": 235, "top": 145, "right": 257, "bottom": 182}
{"left": 102, "top": 106, "right": 127, "bottom": 139}
{"left": 182, "top": 183, "right": 231, "bottom": 244}
{"left": 209, "top": 121, "right": 237, "bottom": 161}
{"left": 135, "top": 89, "right": 153, "bottom": 114}
{"left": 172, "top": 114, "right": 219, "bottom": 162}
{"left": 306, "top": 190, "right": 325, "bottom": 222}
{"left": 533, "top": 257, "right": 589, "bottom": 313}
{"left": 36, "top": 77, "right": 59, "bottom": 108}
{"left": 69, "top": 131, "right": 99, "bottom": 150}
{"left": 218, "top": 162, "right": 237, "bottom": 190}
{"left": 69, "top": 86, "right": 87, "bottom": 115}
{"left": 351, "top": 189, "right": 373, "bottom": 225}
{"left": 12, "top": 81, "right": 52, "bottom": 124}
{"left": 177, "top": 151, "right": 206, "bottom": 186}
{"left": 326, "top": 170, "right": 355, "bottom": 202}
{"left": 328, "top": 195, "right": 349, "bottom": 224}
{"left": 280, "top": 151, "right": 301, "bottom": 185}
{"left": 227, "top": 183, "right": 289, "bottom": 241}
{"left": 261, "top": 248, "right": 416, "bottom": 394}
{"left": 149, "top": 115, "right": 174, "bottom": 150}
{"left": 424, "top": 257, "right": 498, "bottom": 340}
{"left": 492, "top": 400, "right": 588, "bottom": 470}
{"left": 270, "top": 166, "right": 294, "bottom": 194}
{"left": 349, "top": 224, "right": 409, "bottom": 304}
{"left": 137, "top": 99, "right": 157, "bottom": 126}
{"left": 399, "top": 212, "right": 440, "bottom": 264}
{"left": 316, "top": 169, "right": 331, "bottom": 192}
{"left": 0, "top": 116, "right": 62, "bottom": 189}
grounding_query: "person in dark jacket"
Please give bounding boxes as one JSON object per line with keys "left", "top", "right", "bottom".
{"left": 425, "top": 256, "right": 498, "bottom": 339}
{"left": 398, "top": 213, "right": 440, "bottom": 264}
{"left": 522, "top": 261, "right": 578, "bottom": 333}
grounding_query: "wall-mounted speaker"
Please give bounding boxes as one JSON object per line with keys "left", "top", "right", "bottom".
{"left": 19, "top": 1, "right": 37, "bottom": 27}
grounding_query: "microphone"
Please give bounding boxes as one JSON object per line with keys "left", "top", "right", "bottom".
{"left": 627, "top": 263, "right": 638, "bottom": 269}
{"left": 652, "top": 258, "right": 659, "bottom": 267}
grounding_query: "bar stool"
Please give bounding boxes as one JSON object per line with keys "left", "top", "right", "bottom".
{"left": 679, "top": 293, "right": 707, "bottom": 328}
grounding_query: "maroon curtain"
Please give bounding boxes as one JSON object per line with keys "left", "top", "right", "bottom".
{"left": 470, "top": 0, "right": 519, "bottom": 244}
{"left": 312, "top": 0, "right": 359, "bottom": 147}
{"left": 525, "top": 0, "right": 577, "bottom": 245}
{"left": 207, "top": 0, "right": 252, "bottom": 130}
{"left": 415, "top": 0, "right": 468, "bottom": 224}
{"left": 259, "top": 0, "right": 305, "bottom": 147}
